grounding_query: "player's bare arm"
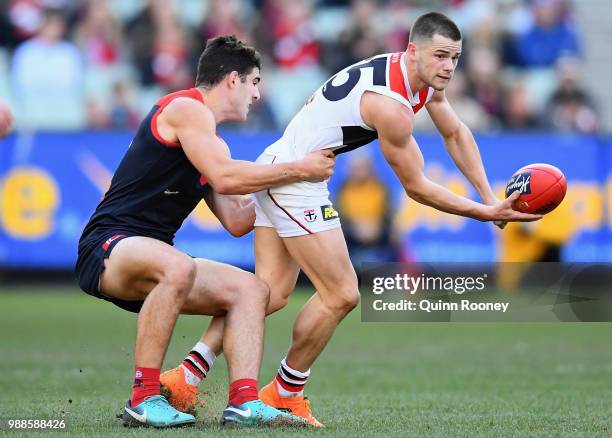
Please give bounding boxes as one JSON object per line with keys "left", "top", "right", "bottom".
{"left": 362, "top": 92, "right": 541, "bottom": 222}
{"left": 426, "top": 90, "right": 498, "bottom": 205}
{"left": 161, "top": 98, "right": 335, "bottom": 194}
{"left": 203, "top": 185, "right": 255, "bottom": 237}
{"left": 426, "top": 90, "right": 508, "bottom": 229}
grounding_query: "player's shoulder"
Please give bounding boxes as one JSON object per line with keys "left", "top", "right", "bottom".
{"left": 361, "top": 91, "right": 413, "bottom": 140}
{"left": 364, "top": 52, "right": 394, "bottom": 61}
{"left": 362, "top": 91, "right": 413, "bottom": 122}
{"left": 163, "top": 96, "right": 214, "bottom": 128}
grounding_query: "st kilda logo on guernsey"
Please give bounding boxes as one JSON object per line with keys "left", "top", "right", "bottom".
{"left": 304, "top": 209, "right": 317, "bottom": 222}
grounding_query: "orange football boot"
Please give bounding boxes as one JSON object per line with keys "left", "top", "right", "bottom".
{"left": 259, "top": 380, "right": 323, "bottom": 427}
{"left": 159, "top": 367, "right": 203, "bottom": 416}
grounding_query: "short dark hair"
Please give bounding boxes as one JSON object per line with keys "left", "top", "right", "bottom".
{"left": 195, "top": 35, "right": 262, "bottom": 88}
{"left": 409, "top": 12, "right": 462, "bottom": 43}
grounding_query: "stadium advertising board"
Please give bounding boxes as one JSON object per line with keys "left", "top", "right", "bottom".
{"left": 0, "top": 132, "right": 610, "bottom": 268}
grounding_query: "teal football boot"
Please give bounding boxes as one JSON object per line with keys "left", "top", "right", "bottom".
{"left": 220, "top": 399, "right": 306, "bottom": 427}
{"left": 122, "top": 395, "right": 196, "bottom": 428}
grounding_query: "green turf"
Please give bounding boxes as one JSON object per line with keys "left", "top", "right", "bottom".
{"left": 0, "top": 287, "right": 610, "bottom": 437}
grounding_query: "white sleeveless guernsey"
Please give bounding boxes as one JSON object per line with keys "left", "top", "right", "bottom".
{"left": 265, "top": 51, "right": 434, "bottom": 157}
{"left": 254, "top": 52, "right": 434, "bottom": 237}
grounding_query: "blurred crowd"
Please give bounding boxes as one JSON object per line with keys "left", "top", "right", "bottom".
{"left": 0, "top": 0, "right": 598, "bottom": 133}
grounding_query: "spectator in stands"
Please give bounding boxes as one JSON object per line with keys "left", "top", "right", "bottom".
{"left": 330, "top": 0, "right": 385, "bottom": 72}
{"left": 514, "top": 0, "right": 580, "bottom": 67}
{"left": 150, "top": 9, "right": 192, "bottom": 91}
{"left": 85, "top": 79, "right": 141, "bottom": 131}
{"left": 465, "top": 47, "right": 503, "bottom": 124}
{"left": 445, "top": 71, "right": 492, "bottom": 132}
{"left": 498, "top": 0, "right": 532, "bottom": 65}
{"left": 336, "top": 151, "right": 397, "bottom": 266}
{"left": 126, "top": 0, "right": 194, "bottom": 90}
{"left": 7, "top": 0, "right": 47, "bottom": 43}
{"left": 501, "top": 79, "right": 542, "bottom": 130}
{"left": 125, "top": 0, "right": 157, "bottom": 86}
{"left": 255, "top": 0, "right": 327, "bottom": 127}
{"left": 8, "top": 0, "right": 80, "bottom": 42}
{"left": 11, "top": 8, "right": 85, "bottom": 130}
{"left": 467, "top": 15, "right": 502, "bottom": 55}
{"left": 0, "top": 0, "right": 593, "bottom": 132}
{"left": 109, "top": 80, "right": 140, "bottom": 131}
{"left": 252, "top": 0, "right": 281, "bottom": 61}
{"left": 266, "top": 0, "right": 320, "bottom": 69}
{"left": 85, "top": 96, "right": 110, "bottom": 130}
{"left": 544, "top": 57, "right": 598, "bottom": 133}
{"left": 74, "top": 0, "right": 123, "bottom": 68}
{"left": 200, "top": 0, "right": 251, "bottom": 43}
{"left": 384, "top": 0, "right": 411, "bottom": 52}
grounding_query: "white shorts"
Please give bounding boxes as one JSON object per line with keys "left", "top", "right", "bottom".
{"left": 253, "top": 152, "right": 341, "bottom": 237}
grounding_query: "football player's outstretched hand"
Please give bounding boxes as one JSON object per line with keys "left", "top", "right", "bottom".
{"left": 486, "top": 191, "right": 542, "bottom": 222}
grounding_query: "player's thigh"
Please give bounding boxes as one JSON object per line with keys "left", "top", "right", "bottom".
{"left": 282, "top": 228, "right": 358, "bottom": 307}
{"left": 180, "top": 258, "right": 269, "bottom": 316}
{"left": 255, "top": 226, "right": 300, "bottom": 312}
{"left": 100, "top": 236, "right": 195, "bottom": 301}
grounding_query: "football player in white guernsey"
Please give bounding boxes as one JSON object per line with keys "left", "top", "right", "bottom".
{"left": 162, "top": 13, "right": 541, "bottom": 425}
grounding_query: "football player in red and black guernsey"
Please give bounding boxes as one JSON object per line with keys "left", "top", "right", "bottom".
{"left": 75, "top": 35, "right": 334, "bottom": 428}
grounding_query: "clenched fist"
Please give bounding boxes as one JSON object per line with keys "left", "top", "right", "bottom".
{"left": 299, "top": 149, "right": 336, "bottom": 182}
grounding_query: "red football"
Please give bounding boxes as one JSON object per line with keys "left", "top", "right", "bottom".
{"left": 505, "top": 163, "right": 567, "bottom": 214}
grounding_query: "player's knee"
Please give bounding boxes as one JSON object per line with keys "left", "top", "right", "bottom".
{"left": 225, "top": 276, "right": 270, "bottom": 311}
{"left": 341, "top": 289, "right": 360, "bottom": 313}
{"left": 266, "top": 279, "right": 295, "bottom": 314}
{"left": 162, "top": 256, "right": 196, "bottom": 296}
{"left": 246, "top": 277, "right": 270, "bottom": 308}
{"left": 328, "top": 287, "right": 360, "bottom": 315}
{"left": 267, "top": 296, "right": 289, "bottom": 314}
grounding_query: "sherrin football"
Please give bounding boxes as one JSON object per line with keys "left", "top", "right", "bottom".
{"left": 505, "top": 163, "right": 567, "bottom": 215}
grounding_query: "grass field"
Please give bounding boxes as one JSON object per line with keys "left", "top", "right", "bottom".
{"left": 1, "top": 286, "right": 611, "bottom": 437}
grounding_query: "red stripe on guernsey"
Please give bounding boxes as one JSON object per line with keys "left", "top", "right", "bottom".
{"left": 388, "top": 52, "right": 408, "bottom": 101}
{"left": 102, "top": 234, "right": 126, "bottom": 251}
{"left": 412, "top": 88, "right": 429, "bottom": 114}
{"left": 150, "top": 88, "right": 204, "bottom": 148}
{"left": 388, "top": 53, "right": 429, "bottom": 114}
{"left": 183, "top": 359, "right": 206, "bottom": 379}
{"left": 275, "top": 375, "right": 305, "bottom": 391}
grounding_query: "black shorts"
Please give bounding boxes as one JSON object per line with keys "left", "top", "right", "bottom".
{"left": 75, "top": 231, "right": 144, "bottom": 313}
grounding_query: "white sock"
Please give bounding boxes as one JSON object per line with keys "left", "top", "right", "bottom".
{"left": 181, "top": 342, "right": 216, "bottom": 386}
{"left": 275, "top": 357, "right": 310, "bottom": 397}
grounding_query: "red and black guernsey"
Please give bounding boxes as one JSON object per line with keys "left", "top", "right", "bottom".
{"left": 79, "top": 88, "right": 209, "bottom": 248}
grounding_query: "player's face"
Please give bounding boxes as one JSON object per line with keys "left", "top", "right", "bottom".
{"left": 231, "top": 68, "right": 261, "bottom": 121}
{"left": 415, "top": 35, "right": 462, "bottom": 91}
